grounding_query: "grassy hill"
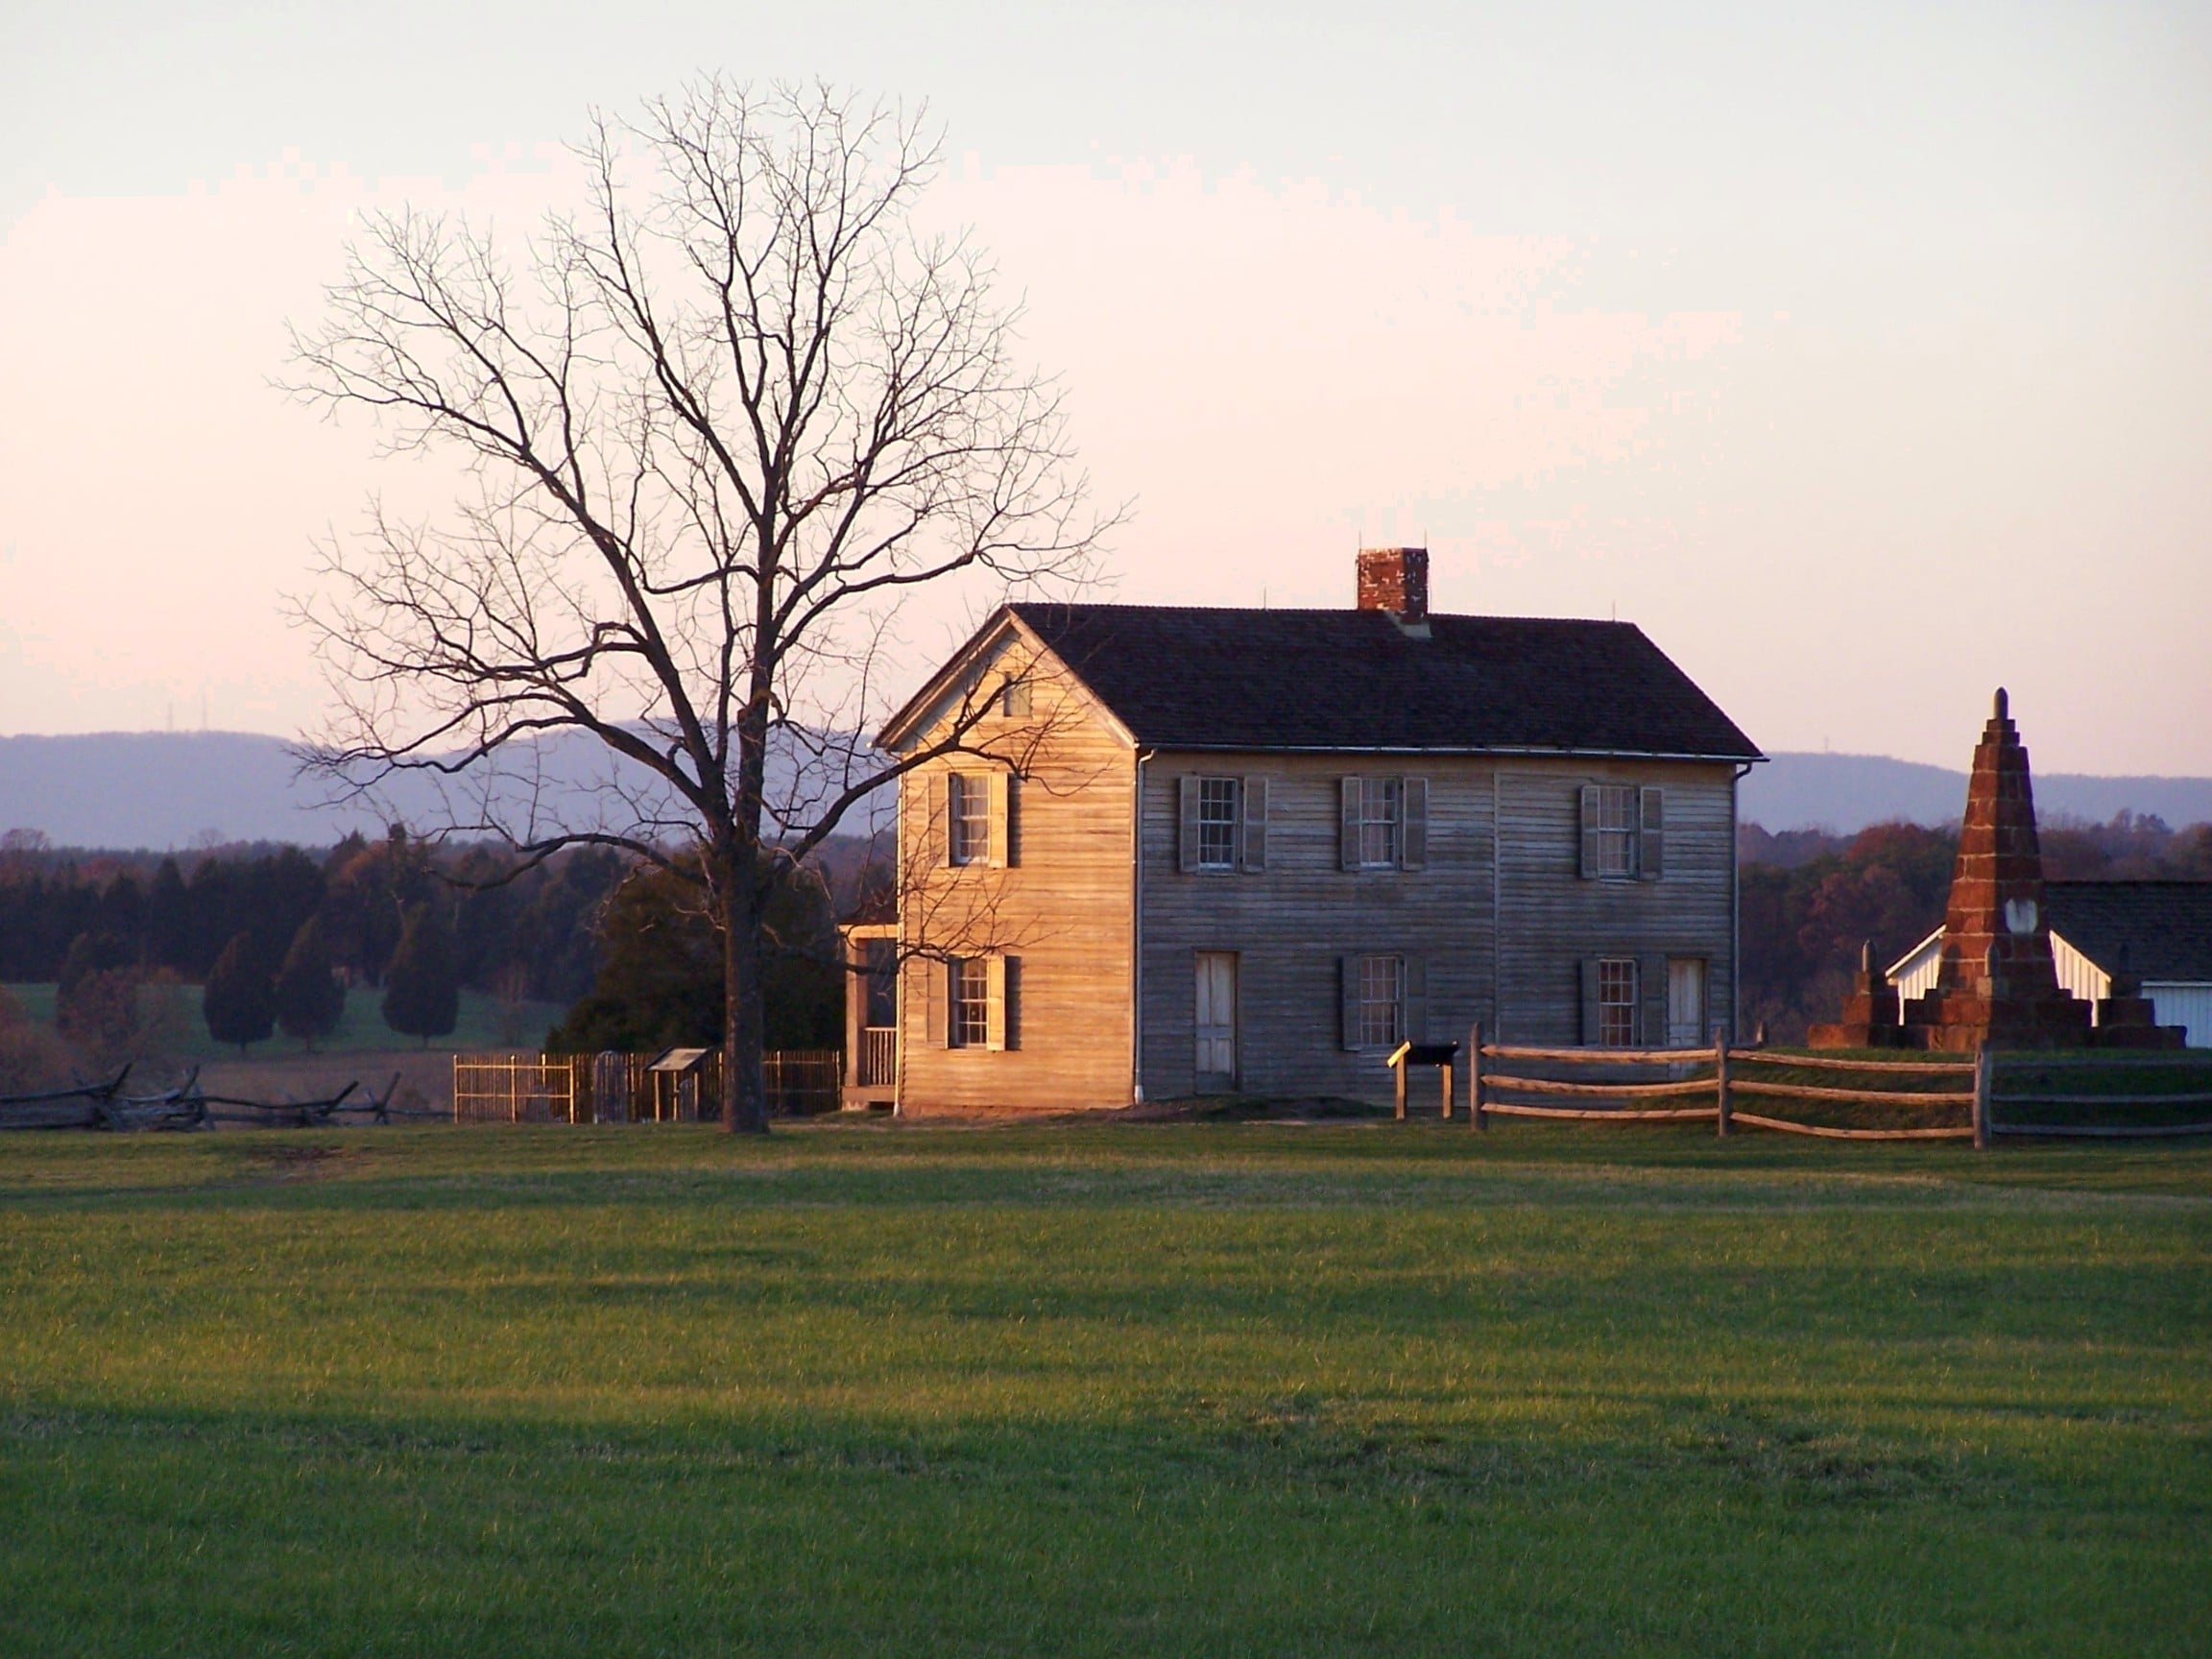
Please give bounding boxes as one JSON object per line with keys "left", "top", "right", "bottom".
{"left": 1, "top": 1121, "right": 2206, "bottom": 1654}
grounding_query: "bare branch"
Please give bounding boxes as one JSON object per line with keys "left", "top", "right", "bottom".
{"left": 288, "top": 79, "right": 1107, "bottom": 1132}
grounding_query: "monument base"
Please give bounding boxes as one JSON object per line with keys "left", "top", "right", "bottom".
{"left": 1810, "top": 990, "right": 2184, "bottom": 1051}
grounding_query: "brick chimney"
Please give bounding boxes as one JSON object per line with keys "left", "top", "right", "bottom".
{"left": 1356, "top": 546, "right": 1429, "bottom": 624}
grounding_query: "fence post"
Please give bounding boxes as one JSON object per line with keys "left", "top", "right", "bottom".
{"left": 1470, "top": 1022, "right": 1487, "bottom": 1131}
{"left": 1973, "top": 1043, "right": 1992, "bottom": 1151}
{"left": 1714, "top": 1025, "right": 1732, "bottom": 1138}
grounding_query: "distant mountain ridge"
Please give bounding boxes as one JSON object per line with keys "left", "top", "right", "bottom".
{"left": 3, "top": 733, "right": 2206, "bottom": 849}
{"left": 1743, "top": 752, "right": 2212, "bottom": 834}
{"left": 0, "top": 730, "right": 887, "bottom": 851}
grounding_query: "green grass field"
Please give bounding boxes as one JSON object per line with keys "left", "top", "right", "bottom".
{"left": 3, "top": 982, "right": 568, "bottom": 1059}
{"left": 2, "top": 1121, "right": 2208, "bottom": 1655}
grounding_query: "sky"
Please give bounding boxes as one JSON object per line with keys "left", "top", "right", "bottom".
{"left": 2, "top": 1, "right": 2208, "bottom": 773}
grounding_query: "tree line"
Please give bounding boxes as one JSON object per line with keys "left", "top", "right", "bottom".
{"left": 1739, "top": 812, "right": 2212, "bottom": 1042}
{"left": 0, "top": 826, "right": 872, "bottom": 1084}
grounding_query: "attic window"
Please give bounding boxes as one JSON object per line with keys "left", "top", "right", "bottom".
{"left": 1000, "top": 678, "right": 1032, "bottom": 718}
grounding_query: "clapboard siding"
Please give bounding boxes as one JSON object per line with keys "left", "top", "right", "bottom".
{"left": 885, "top": 633, "right": 1741, "bottom": 1111}
{"left": 1494, "top": 760, "right": 1738, "bottom": 1047}
{"left": 895, "top": 636, "right": 1135, "bottom": 1112}
{"left": 1138, "top": 754, "right": 1499, "bottom": 1106}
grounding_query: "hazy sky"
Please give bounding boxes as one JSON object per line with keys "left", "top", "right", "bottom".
{"left": 3, "top": 2, "right": 2208, "bottom": 772}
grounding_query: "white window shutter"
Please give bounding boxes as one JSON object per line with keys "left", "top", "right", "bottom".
{"left": 1638, "top": 786, "right": 1664, "bottom": 881}
{"left": 986, "top": 955, "right": 1009, "bottom": 1051}
{"left": 1340, "top": 778, "right": 1362, "bottom": 872}
{"left": 1401, "top": 778, "right": 1429, "bottom": 871}
{"left": 1339, "top": 955, "right": 1358, "bottom": 1050}
{"left": 1403, "top": 954, "right": 1428, "bottom": 1044}
{"left": 988, "top": 771, "right": 1011, "bottom": 869}
{"left": 1578, "top": 958, "right": 1601, "bottom": 1046}
{"left": 1239, "top": 777, "right": 1268, "bottom": 873}
{"left": 1178, "top": 776, "right": 1200, "bottom": 874}
{"left": 1578, "top": 784, "right": 1600, "bottom": 879}
{"left": 933, "top": 773, "right": 952, "bottom": 868}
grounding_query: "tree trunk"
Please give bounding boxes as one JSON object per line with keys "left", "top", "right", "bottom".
{"left": 719, "top": 860, "right": 769, "bottom": 1135}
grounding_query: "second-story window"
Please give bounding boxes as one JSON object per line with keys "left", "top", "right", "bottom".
{"left": 1338, "top": 776, "right": 1428, "bottom": 873}
{"left": 1593, "top": 785, "right": 1636, "bottom": 878}
{"left": 1178, "top": 775, "right": 1267, "bottom": 874}
{"left": 948, "top": 772, "right": 989, "bottom": 866}
{"left": 1579, "top": 783, "right": 1662, "bottom": 881}
{"left": 1357, "top": 777, "right": 1402, "bottom": 869}
{"left": 1197, "top": 778, "right": 1239, "bottom": 870}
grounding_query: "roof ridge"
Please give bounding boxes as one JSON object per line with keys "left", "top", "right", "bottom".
{"left": 1009, "top": 600, "right": 1636, "bottom": 626}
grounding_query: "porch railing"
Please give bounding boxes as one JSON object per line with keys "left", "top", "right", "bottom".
{"left": 857, "top": 1026, "right": 898, "bottom": 1088}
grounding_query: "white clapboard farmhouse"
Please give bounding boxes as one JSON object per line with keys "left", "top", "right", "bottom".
{"left": 842, "top": 549, "right": 1764, "bottom": 1112}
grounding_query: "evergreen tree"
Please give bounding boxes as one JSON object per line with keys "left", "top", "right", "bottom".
{"left": 148, "top": 856, "right": 192, "bottom": 971}
{"left": 381, "top": 903, "right": 458, "bottom": 1046}
{"left": 203, "top": 932, "right": 275, "bottom": 1053}
{"left": 274, "top": 916, "right": 347, "bottom": 1049}
{"left": 544, "top": 859, "right": 841, "bottom": 1055}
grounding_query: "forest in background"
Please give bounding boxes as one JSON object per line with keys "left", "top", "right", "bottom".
{"left": 0, "top": 827, "right": 884, "bottom": 1090}
{"left": 1738, "top": 812, "right": 2212, "bottom": 1042}
{"left": 4, "top": 810, "right": 2206, "bottom": 1083}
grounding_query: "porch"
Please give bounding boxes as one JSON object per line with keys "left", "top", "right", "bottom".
{"left": 842, "top": 920, "right": 900, "bottom": 1112}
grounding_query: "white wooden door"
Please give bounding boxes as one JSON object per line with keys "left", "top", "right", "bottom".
{"left": 1667, "top": 958, "right": 1708, "bottom": 1047}
{"left": 1194, "top": 952, "right": 1238, "bottom": 1086}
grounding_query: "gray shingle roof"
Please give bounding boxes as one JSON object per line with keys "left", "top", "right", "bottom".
{"left": 2046, "top": 882, "right": 2212, "bottom": 982}
{"left": 1009, "top": 604, "right": 1762, "bottom": 759}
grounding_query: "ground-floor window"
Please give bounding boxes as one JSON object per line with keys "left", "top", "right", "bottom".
{"left": 1598, "top": 957, "right": 1639, "bottom": 1046}
{"left": 1357, "top": 953, "right": 1405, "bottom": 1048}
{"left": 950, "top": 958, "right": 990, "bottom": 1047}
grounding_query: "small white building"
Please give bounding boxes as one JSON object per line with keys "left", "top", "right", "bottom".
{"left": 1888, "top": 881, "right": 2212, "bottom": 1047}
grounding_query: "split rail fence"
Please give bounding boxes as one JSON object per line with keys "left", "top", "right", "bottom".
{"left": 1458, "top": 1024, "right": 2212, "bottom": 1147}
{"left": 0, "top": 1066, "right": 429, "bottom": 1132}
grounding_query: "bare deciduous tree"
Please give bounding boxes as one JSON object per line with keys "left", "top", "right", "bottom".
{"left": 289, "top": 80, "right": 1108, "bottom": 1131}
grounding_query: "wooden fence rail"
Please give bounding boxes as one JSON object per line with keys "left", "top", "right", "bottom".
{"left": 1462, "top": 1024, "right": 2212, "bottom": 1147}
{"left": 0, "top": 1068, "right": 417, "bottom": 1132}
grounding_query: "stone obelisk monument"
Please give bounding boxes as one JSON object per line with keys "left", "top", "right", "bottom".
{"left": 1811, "top": 689, "right": 2181, "bottom": 1050}
{"left": 1896, "top": 688, "right": 2088, "bottom": 1049}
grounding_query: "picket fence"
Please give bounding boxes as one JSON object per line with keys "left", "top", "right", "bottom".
{"left": 450, "top": 1050, "right": 842, "bottom": 1124}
